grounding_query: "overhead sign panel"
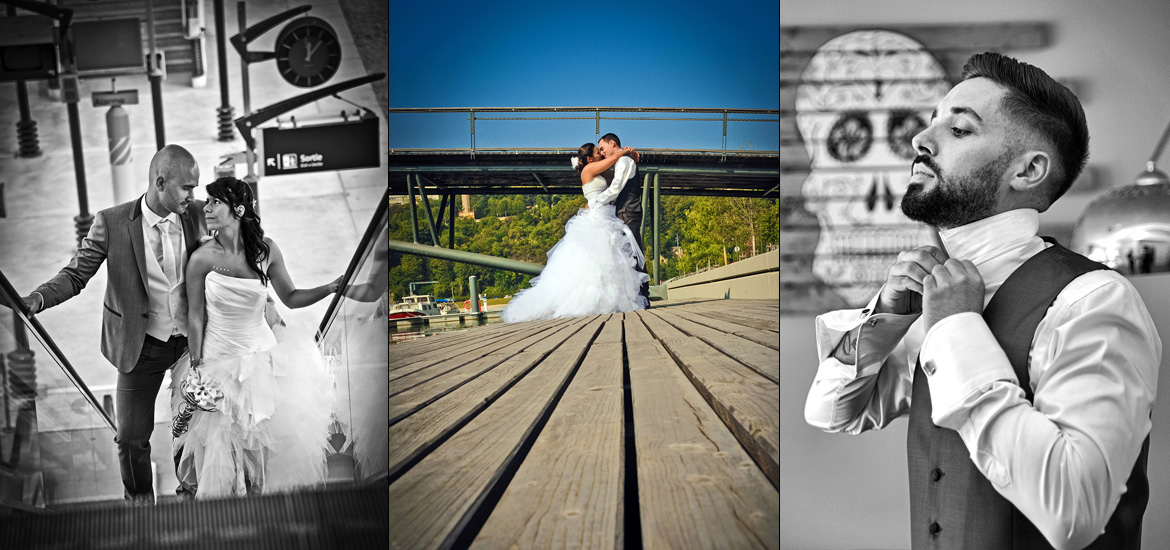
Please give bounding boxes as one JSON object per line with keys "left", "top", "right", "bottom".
{"left": 74, "top": 19, "right": 146, "bottom": 76}
{"left": 258, "top": 116, "right": 380, "bottom": 177}
{"left": 0, "top": 16, "right": 59, "bottom": 82}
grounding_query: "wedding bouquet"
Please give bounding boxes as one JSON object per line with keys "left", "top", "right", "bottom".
{"left": 171, "top": 367, "right": 224, "bottom": 438}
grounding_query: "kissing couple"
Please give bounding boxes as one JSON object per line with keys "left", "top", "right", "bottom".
{"left": 23, "top": 144, "right": 341, "bottom": 503}
{"left": 503, "top": 133, "right": 651, "bottom": 322}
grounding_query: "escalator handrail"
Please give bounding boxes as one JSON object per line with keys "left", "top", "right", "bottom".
{"left": 317, "top": 186, "right": 390, "bottom": 339}
{"left": 0, "top": 269, "right": 116, "bottom": 433}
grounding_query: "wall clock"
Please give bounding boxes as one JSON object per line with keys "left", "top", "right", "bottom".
{"left": 274, "top": 16, "right": 341, "bottom": 88}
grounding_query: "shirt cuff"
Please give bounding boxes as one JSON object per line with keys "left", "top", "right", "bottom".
{"left": 816, "top": 292, "right": 918, "bottom": 375}
{"left": 31, "top": 291, "right": 45, "bottom": 313}
{"left": 920, "top": 311, "right": 1017, "bottom": 426}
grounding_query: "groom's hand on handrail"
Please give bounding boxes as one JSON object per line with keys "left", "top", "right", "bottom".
{"left": 21, "top": 293, "right": 43, "bottom": 315}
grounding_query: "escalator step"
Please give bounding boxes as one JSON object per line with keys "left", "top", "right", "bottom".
{"left": 0, "top": 483, "right": 387, "bottom": 549}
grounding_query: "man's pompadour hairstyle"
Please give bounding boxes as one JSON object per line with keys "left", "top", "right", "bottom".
{"left": 961, "top": 52, "right": 1089, "bottom": 204}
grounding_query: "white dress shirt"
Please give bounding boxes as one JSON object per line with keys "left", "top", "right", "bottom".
{"left": 804, "top": 209, "right": 1161, "bottom": 550}
{"left": 588, "top": 156, "right": 636, "bottom": 209}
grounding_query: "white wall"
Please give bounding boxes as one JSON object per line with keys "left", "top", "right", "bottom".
{"left": 781, "top": 0, "right": 1170, "bottom": 233}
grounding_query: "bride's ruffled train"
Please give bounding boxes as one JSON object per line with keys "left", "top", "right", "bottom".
{"left": 171, "top": 272, "right": 334, "bottom": 499}
{"left": 503, "top": 204, "right": 649, "bottom": 322}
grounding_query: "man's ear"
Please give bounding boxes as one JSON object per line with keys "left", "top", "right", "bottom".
{"left": 1008, "top": 150, "right": 1051, "bottom": 193}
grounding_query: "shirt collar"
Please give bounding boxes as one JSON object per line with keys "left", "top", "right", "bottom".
{"left": 141, "top": 195, "right": 180, "bottom": 227}
{"left": 938, "top": 209, "right": 1044, "bottom": 269}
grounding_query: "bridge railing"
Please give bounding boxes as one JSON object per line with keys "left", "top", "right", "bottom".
{"left": 387, "top": 107, "right": 779, "bottom": 158}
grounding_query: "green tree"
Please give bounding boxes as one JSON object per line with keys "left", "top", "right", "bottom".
{"left": 389, "top": 193, "right": 778, "bottom": 300}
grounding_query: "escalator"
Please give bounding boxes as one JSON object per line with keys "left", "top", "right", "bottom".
{"left": 0, "top": 190, "right": 389, "bottom": 548}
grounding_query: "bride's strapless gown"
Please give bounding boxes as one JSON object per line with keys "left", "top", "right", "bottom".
{"left": 170, "top": 271, "right": 334, "bottom": 499}
{"left": 502, "top": 176, "right": 650, "bottom": 322}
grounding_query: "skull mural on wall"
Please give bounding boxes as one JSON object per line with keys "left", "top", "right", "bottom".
{"left": 795, "top": 30, "right": 951, "bottom": 307}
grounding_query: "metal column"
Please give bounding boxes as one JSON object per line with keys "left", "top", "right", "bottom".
{"left": 67, "top": 102, "right": 93, "bottom": 247}
{"left": 213, "top": 0, "right": 234, "bottom": 141}
{"left": 8, "top": 4, "right": 40, "bottom": 158}
{"left": 653, "top": 173, "right": 660, "bottom": 285}
{"left": 14, "top": 81, "right": 41, "bottom": 157}
{"left": 236, "top": 2, "right": 258, "bottom": 207}
{"left": 407, "top": 175, "right": 419, "bottom": 243}
{"left": 146, "top": 0, "right": 166, "bottom": 150}
{"left": 416, "top": 175, "right": 440, "bottom": 246}
{"left": 448, "top": 193, "right": 456, "bottom": 249}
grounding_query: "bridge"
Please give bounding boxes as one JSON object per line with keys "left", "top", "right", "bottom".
{"left": 387, "top": 107, "right": 780, "bottom": 286}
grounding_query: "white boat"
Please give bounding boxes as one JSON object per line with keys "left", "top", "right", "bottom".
{"left": 389, "top": 294, "right": 443, "bottom": 319}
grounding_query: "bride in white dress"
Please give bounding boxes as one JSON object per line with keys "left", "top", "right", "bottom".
{"left": 171, "top": 176, "right": 341, "bottom": 499}
{"left": 502, "top": 143, "right": 649, "bottom": 322}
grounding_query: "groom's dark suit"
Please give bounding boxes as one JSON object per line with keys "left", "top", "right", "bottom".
{"left": 613, "top": 162, "right": 650, "bottom": 302}
{"left": 33, "top": 196, "right": 206, "bottom": 501}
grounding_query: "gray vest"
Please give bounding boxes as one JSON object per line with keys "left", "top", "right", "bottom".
{"left": 613, "top": 161, "right": 641, "bottom": 218}
{"left": 906, "top": 241, "right": 1149, "bottom": 549}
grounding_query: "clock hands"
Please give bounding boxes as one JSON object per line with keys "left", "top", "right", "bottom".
{"left": 304, "top": 39, "right": 321, "bottom": 62}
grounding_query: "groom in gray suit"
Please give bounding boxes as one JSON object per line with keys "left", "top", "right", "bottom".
{"left": 22, "top": 144, "right": 206, "bottom": 505}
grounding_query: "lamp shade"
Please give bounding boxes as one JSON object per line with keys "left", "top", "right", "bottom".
{"left": 1071, "top": 161, "right": 1170, "bottom": 275}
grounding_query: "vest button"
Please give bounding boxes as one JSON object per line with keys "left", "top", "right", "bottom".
{"left": 931, "top": 468, "right": 943, "bottom": 482}
{"left": 142, "top": 313, "right": 149, "bottom": 318}
{"left": 929, "top": 522, "right": 941, "bottom": 535}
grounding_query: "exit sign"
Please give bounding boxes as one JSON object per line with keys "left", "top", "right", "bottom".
{"left": 258, "top": 116, "right": 381, "bottom": 177}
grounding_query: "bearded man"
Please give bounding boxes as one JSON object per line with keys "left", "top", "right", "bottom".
{"left": 804, "top": 52, "right": 1160, "bottom": 550}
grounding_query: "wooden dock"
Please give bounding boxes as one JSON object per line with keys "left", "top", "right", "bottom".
{"left": 388, "top": 299, "right": 779, "bottom": 549}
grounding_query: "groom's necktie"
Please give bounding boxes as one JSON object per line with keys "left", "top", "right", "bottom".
{"left": 156, "top": 218, "right": 180, "bottom": 289}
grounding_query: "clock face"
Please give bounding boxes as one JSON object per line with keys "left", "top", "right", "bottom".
{"left": 275, "top": 16, "right": 342, "bottom": 88}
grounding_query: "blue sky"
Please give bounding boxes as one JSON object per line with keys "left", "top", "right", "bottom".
{"left": 388, "top": 0, "right": 779, "bottom": 151}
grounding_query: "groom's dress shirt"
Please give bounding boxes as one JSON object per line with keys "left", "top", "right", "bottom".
{"left": 804, "top": 209, "right": 1160, "bottom": 548}
{"left": 140, "top": 196, "right": 188, "bottom": 340}
{"left": 589, "top": 156, "right": 636, "bottom": 209}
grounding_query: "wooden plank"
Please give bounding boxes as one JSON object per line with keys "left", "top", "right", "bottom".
{"left": 388, "top": 317, "right": 607, "bottom": 549}
{"left": 390, "top": 354, "right": 511, "bottom": 426}
{"left": 594, "top": 313, "right": 623, "bottom": 344}
{"left": 390, "top": 318, "right": 557, "bottom": 358}
{"left": 473, "top": 317, "right": 626, "bottom": 549}
{"left": 625, "top": 316, "right": 779, "bottom": 549}
{"left": 389, "top": 317, "right": 594, "bottom": 425}
{"left": 389, "top": 316, "right": 596, "bottom": 478}
{"left": 389, "top": 320, "right": 562, "bottom": 380}
{"left": 688, "top": 309, "right": 780, "bottom": 334}
{"left": 635, "top": 310, "right": 688, "bottom": 340}
{"left": 648, "top": 309, "right": 778, "bottom": 385}
{"left": 389, "top": 319, "right": 560, "bottom": 373}
{"left": 639, "top": 312, "right": 779, "bottom": 491}
{"left": 684, "top": 300, "right": 779, "bottom": 325}
{"left": 390, "top": 318, "right": 585, "bottom": 395}
{"left": 655, "top": 306, "right": 781, "bottom": 351}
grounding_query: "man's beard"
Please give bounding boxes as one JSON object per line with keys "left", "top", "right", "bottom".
{"left": 901, "top": 151, "right": 1012, "bottom": 229}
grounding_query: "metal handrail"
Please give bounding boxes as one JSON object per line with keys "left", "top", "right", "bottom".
{"left": 388, "top": 148, "right": 779, "bottom": 156}
{"left": 388, "top": 107, "right": 778, "bottom": 114}
{"left": 316, "top": 187, "right": 390, "bottom": 339}
{"left": 388, "top": 107, "right": 779, "bottom": 161}
{"left": 0, "top": 269, "right": 116, "bottom": 433}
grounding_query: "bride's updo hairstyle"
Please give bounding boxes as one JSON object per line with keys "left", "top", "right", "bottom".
{"left": 207, "top": 176, "right": 270, "bottom": 285}
{"left": 574, "top": 143, "right": 595, "bottom": 172}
